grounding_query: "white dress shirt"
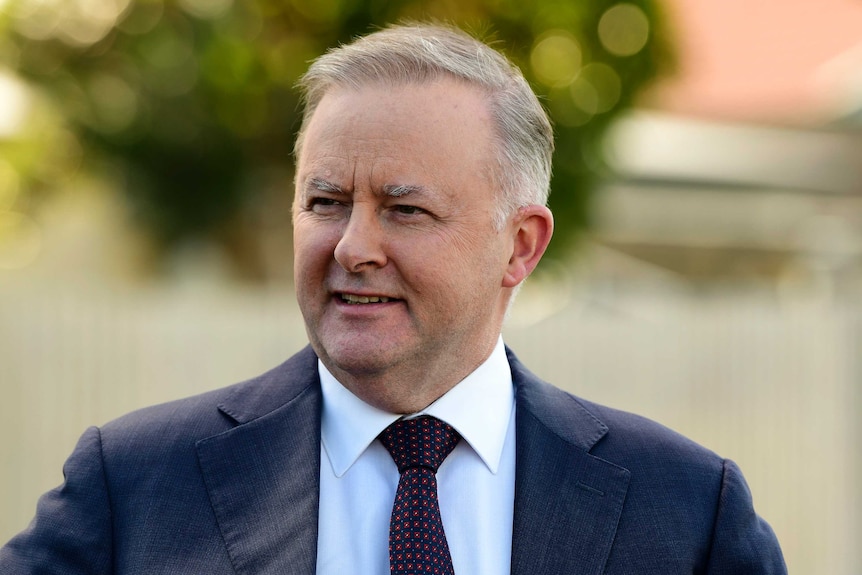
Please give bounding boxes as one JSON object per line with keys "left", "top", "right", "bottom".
{"left": 316, "top": 337, "right": 516, "bottom": 575}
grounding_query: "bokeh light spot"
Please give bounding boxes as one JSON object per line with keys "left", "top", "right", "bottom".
{"left": 117, "top": 0, "right": 164, "bottom": 35}
{"left": 140, "top": 30, "right": 198, "bottom": 96}
{"left": 598, "top": 3, "right": 650, "bottom": 57}
{"left": 574, "top": 63, "right": 621, "bottom": 114}
{"left": 530, "top": 30, "right": 582, "bottom": 88}
{"left": 13, "top": 0, "right": 62, "bottom": 41}
{"left": 57, "top": 0, "right": 131, "bottom": 47}
{"left": 0, "top": 71, "right": 30, "bottom": 137}
{"left": 571, "top": 77, "right": 599, "bottom": 115}
{"left": 88, "top": 74, "right": 138, "bottom": 132}
{"left": 141, "top": 29, "right": 194, "bottom": 71}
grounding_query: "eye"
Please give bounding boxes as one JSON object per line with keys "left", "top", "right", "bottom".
{"left": 393, "top": 205, "right": 425, "bottom": 215}
{"left": 308, "top": 197, "right": 345, "bottom": 213}
{"left": 310, "top": 197, "right": 338, "bottom": 206}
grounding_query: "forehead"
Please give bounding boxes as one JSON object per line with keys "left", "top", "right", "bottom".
{"left": 296, "top": 79, "right": 496, "bottom": 187}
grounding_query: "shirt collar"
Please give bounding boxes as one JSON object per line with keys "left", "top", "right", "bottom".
{"left": 319, "top": 337, "right": 514, "bottom": 477}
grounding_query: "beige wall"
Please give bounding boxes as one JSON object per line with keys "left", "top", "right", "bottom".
{"left": 1, "top": 280, "right": 858, "bottom": 574}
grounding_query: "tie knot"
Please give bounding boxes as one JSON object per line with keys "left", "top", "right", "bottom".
{"left": 379, "top": 416, "right": 461, "bottom": 473}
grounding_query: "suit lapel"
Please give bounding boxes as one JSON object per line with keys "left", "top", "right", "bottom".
{"left": 196, "top": 347, "right": 322, "bottom": 575}
{"left": 192, "top": 346, "right": 629, "bottom": 575}
{"left": 509, "top": 350, "right": 631, "bottom": 575}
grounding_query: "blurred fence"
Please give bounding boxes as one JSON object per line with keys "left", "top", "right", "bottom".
{"left": 1, "top": 279, "right": 858, "bottom": 574}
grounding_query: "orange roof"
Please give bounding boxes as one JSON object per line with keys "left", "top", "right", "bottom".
{"left": 647, "top": 0, "right": 862, "bottom": 124}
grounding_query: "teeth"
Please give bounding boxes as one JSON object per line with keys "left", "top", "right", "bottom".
{"left": 341, "top": 294, "right": 390, "bottom": 304}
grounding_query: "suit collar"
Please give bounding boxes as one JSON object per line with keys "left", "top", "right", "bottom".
{"left": 508, "top": 348, "right": 631, "bottom": 575}
{"left": 508, "top": 347, "right": 609, "bottom": 451}
{"left": 196, "top": 346, "right": 322, "bottom": 575}
{"left": 214, "top": 346, "right": 321, "bottom": 425}
{"left": 196, "top": 346, "right": 631, "bottom": 575}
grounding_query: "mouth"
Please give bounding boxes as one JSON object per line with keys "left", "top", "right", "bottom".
{"left": 339, "top": 293, "right": 396, "bottom": 305}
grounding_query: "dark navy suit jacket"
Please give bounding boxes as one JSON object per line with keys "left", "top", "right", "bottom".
{"left": 1, "top": 346, "right": 786, "bottom": 574}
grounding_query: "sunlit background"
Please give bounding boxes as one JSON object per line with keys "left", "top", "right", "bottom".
{"left": 1, "top": 0, "right": 861, "bottom": 572}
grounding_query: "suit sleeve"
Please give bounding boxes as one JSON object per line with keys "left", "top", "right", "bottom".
{"left": 0, "top": 426, "right": 113, "bottom": 574}
{"left": 705, "top": 459, "right": 787, "bottom": 575}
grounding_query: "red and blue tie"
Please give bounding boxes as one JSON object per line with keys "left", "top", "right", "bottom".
{"left": 379, "top": 416, "right": 461, "bottom": 575}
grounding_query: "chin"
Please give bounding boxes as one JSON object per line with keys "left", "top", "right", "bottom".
{"left": 319, "top": 343, "right": 399, "bottom": 377}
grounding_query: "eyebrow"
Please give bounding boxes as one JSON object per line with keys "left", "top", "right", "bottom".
{"left": 383, "top": 184, "right": 425, "bottom": 197}
{"left": 307, "top": 177, "right": 344, "bottom": 194}
{"left": 305, "top": 178, "right": 425, "bottom": 198}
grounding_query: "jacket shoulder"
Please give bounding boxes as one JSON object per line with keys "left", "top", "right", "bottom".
{"left": 508, "top": 349, "right": 786, "bottom": 573}
{"left": 578, "top": 397, "right": 723, "bottom": 470}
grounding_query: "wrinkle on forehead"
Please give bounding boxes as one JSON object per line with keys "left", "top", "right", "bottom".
{"left": 296, "top": 79, "right": 496, "bottom": 202}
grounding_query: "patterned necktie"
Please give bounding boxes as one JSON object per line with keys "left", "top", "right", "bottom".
{"left": 379, "top": 416, "right": 461, "bottom": 575}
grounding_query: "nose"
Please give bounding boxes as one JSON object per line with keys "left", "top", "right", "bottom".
{"left": 333, "top": 205, "right": 388, "bottom": 272}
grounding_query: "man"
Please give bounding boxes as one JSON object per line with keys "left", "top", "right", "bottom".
{"left": 1, "top": 24, "right": 786, "bottom": 574}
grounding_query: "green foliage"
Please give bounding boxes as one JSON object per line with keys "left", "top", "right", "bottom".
{"left": 1, "top": 0, "right": 673, "bottom": 276}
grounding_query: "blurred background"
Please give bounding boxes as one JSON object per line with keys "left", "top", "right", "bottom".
{"left": 1, "top": 0, "right": 860, "bottom": 572}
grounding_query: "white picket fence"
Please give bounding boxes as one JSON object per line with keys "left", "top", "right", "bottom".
{"left": 1, "top": 279, "right": 858, "bottom": 574}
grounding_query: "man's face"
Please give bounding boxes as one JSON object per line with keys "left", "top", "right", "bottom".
{"left": 292, "top": 78, "right": 517, "bottom": 411}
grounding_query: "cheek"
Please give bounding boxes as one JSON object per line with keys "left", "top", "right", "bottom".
{"left": 409, "top": 229, "right": 506, "bottom": 285}
{"left": 294, "top": 222, "right": 340, "bottom": 264}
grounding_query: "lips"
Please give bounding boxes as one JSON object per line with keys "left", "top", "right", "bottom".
{"left": 339, "top": 293, "right": 394, "bottom": 304}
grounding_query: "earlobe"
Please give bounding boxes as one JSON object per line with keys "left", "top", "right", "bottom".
{"left": 502, "top": 205, "right": 554, "bottom": 288}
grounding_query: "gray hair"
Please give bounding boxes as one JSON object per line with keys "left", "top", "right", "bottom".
{"left": 294, "top": 23, "right": 554, "bottom": 228}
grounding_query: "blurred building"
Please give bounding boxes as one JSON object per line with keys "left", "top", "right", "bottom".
{"left": 582, "top": 0, "right": 862, "bottom": 301}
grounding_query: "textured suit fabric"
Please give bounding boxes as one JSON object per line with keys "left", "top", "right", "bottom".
{"left": 0, "top": 345, "right": 786, "bottom": 574}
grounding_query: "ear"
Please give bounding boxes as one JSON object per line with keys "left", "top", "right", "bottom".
{"left": 502, "top": 205, "right": 554, "bottom": 288}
